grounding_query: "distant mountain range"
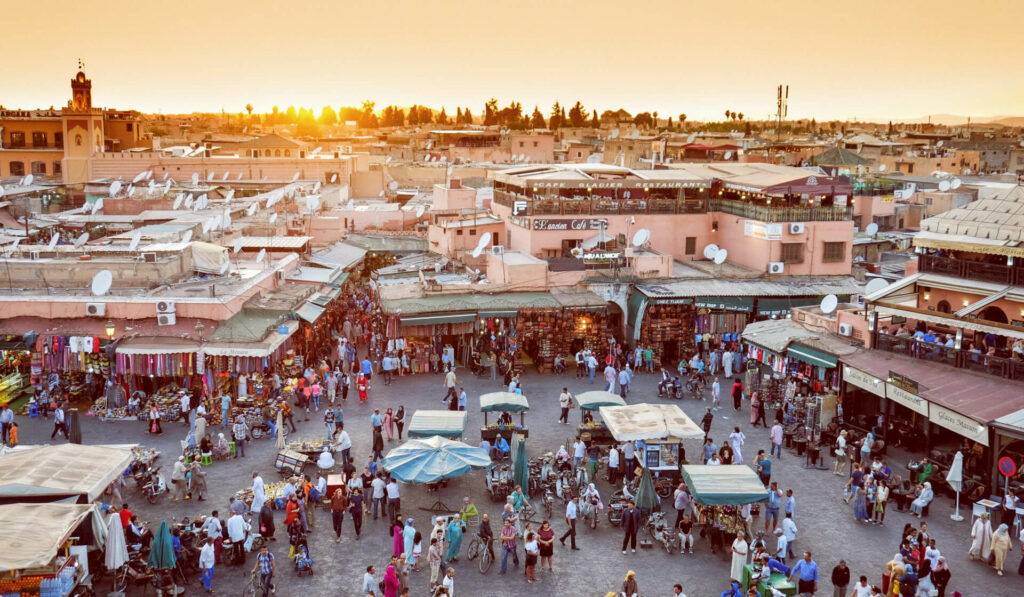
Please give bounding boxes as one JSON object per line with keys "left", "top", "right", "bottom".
{"left": 895, "top": 114, "right": 1024, "bottom": 127}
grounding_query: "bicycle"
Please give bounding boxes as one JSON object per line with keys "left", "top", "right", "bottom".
{"left": 242, "top": 570, "right": 265, "bottom": 597}
{"left": 686, "top": 378, "right": 705, "bottom": 400}
{"left": 466, "top": 537, "right": 493, "bottom": 573}
{"left": 519, "top": 502, "right": 541, "bottom": 525}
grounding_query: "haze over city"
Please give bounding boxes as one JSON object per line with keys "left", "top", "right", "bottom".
{"left": 3, "top": 0, "right": 1024, "bottom": 121}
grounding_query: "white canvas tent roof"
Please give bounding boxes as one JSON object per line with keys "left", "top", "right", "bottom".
{"left": 0, "top": 503, "right": 96, "bottom": 571}
{"left": 0, "top": 444, "right": 135, "bottom": 503}
{"left": 598, "top": 403, "right": 704, "bottom": 442}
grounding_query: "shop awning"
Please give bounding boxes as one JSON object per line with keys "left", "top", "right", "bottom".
{"left": 406, "top": 410, "right": 468, "bottom": 438}
{"left": 0, "top": 444, "right": 136, "bottom": 503}
{"left": 116, "top": 337, "right": 200, "bottom": 355}
{"left": 479, "top": 309, "right": 518, "bottom": 318}
{"left": 598, "top": 404, "right": 704, "bottom": 442}
{"left": 203, "top": 320, "right": 298, "bottom": 358}
{"left": 295, "top": 302, "right": 326, "bottom": 324}
{"left": 400, "top": 313, "right": 476, "bottom": 327}
{"left": 787, "top": 343, "right": 838, "bottom": 368}
{"left": 329, "top": 272, "right": 351, "bottom": 287}
{"left": 480, "top": 391, "right": 530, "bottom": 413}
{"left": 0, "top": 503, "right": 97, "bottom": 571}
{"left": 679, "top": 465, "right": 770, "bottom": 506}
{"left": 310, "top": 287, "right": 343, "bottom": 307}
{"left": 574, "top": 391, "right": 626, "bottom": 411}
{"left": 694, "top": 297, "right": 753, "bottom": 312}
{"left": 756, "top": 297, "right": 819, "bottom": 317}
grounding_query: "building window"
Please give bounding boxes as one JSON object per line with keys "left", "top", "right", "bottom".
{"left": 9, "top": 161, "right": 25, "bottom": 176}
{"left": 126, "top": 123, "right": 133, "bottom": 131}
{"left": 285, "top": 150, "right": 291, "bottom": 157}
{"left": 30, "top": 161, "right": 46, "bottom": 175}
{"left": 54, "top": 132, "right": 63, "bottom": 147}
{"left": 936, "top": 300, "right": 951, "bottom": 313}
{"left": 685, "top": 237, "right": 696, "bottom": 255}
{"left": 781, "top": 242, "right": 804, "bottom": 264}
{"left": 519, "top": 142, "right": 524, "bottom": 148}
{"left": 53, "top": 161, "right": 62, "bottom": 176}
{"left": 533, "top": 141, "right": 538, "bottom": 147}
{"left": 925, "top": 197, "right": 932, "bottom": 206}
{"left": 469, "top": 229, "right": 477, "bottom": 236}
{"left": 32, "top": 132, "right": 47, "bottom": 147}
{"left": 274, "top": 150, "right": 281, "bottom": 157}
{"left": 822, "top": 241, "right": 845, "bottom": 263}
{"left": 75, "top": 134, "right": 82, "bottom": 146}
{"left": 9, "top": 132, "right": 25, "bottom": 148}
{"left": 576, "top": 151, "right": 583, "bottom": 158}
{"left": 456, "top": 229, "right": 463, "bottom": 236}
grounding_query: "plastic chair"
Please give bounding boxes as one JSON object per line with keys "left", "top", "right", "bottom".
{"left": 200, "top": 453, "right": 213, "bottom": 466}
{"left": 228, "top": 442, "right": 236, "bottom": 456}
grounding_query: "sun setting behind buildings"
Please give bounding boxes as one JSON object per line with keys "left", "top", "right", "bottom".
{"left": 1, "top": 2, "right": 1024, "bottom": 596}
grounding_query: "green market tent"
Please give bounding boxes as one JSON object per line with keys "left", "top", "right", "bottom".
{"left": 406, "top": 410, "right": 468, "bottom": 439}
{"left": 679, "top": 465, "right": 770, "bottom": 506}
{"left": 632, "top": 465, "right": 660, "bottom": 515}
{"left": 574, "top": 391, "right": 626, "bottom": 411}
{"left": 480, "top": 392, "right": 530, "bottom": 413}
{"left": 512, "top": 435, "right": 530, "bottom": 499}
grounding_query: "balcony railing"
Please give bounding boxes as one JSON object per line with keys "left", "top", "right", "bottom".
{"left": 875, "top": 333, "right": 1024, "bottom": 381}
{"left": 494, "top": 190, "right": 706, "bottom": 216}
{"left": 919, "top": 253, "right": 1024, "bottom": 286}
{"left": 707, "top": 199, "right": 853, "bottom": 223}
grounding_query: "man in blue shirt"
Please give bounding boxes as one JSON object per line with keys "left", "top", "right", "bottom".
{"left": 703, "top": 437, "right": 718, "bottom": 463}
{"left": 361, "top": 358, "right": 373, "bottom": 381}
{"left": 457, "top": 388, "right": 467, "bottom": 411}
{"left": 787, "top": 551, "right": 818, "bottom": 595}
{"left": 381, "top": 354, "right": 393, "bottom": 386}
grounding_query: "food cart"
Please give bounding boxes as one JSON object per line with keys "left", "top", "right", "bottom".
{"left": 599, "top": 403, "right": 705, "bottom": 494}
{"left": 0, "top": 443, "right": 135, "bottom": 504}
{"left": 574, "top": 391, "right": 625, "bottom": 446}
{"left": 406, "top": 410, "right": 468, "bottom": 440}
{"left": 0, "top": 503, "right": 97, "bottom": 596}
{"left": 479, "top": 391, "right": 529, "bottom": 442}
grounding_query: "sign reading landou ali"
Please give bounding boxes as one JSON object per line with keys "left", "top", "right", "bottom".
{"left": 532, "top": 218, "right": 608, "bottom": 231}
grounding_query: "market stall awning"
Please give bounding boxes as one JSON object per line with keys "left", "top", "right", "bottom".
{"left": 694, "top": 297, "right": 754, "bottom": 312}
{"left": 598, "top": 404, "right": 704, "bottom": 442}
{"left": 406, "top": 410, "right": 468, "bottom": 438}
{"left": 310, "top": 287, "right": 343, "bottom": 307}
{"left": 478, "top": 309, "right": 518, "bottom": 318}
{"left": 329, "top": 272, "right": 350, "bottom": 287}
{"left": 0, "top": 444, "right": 135, "bottom": 503}
{"left": 679, "top": 465, "right": 770, "bottom": 505}
{"left": 0, "top": 503, "right": 96, "bottom": 571}
{"left": 115, "top": 337, "right": 200, "bottom": 355}
{"left": 787, "top": 343, "right": 838, "bottom": 368}
{"left": 400, "top": 313, "right": 476, "bottom": 327}
{"left": 480, "top": 391, "right": 530, "bottom": 413}
{"left": 203, "top": 319, "right": 298, "bottom": 357}
{"left": 574, "top": 391, "right": 625, "bottom": 411}
{"left": 295, "top": 301, "right": 326, "bottom": 323}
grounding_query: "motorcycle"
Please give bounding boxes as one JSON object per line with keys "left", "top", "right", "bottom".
{"left": 658, "top": 376, "right": 683, "bottom": 400}
{"left": 644, "top": 512, "right": 680, "bottom": 553}
{"left": 138, "top": 466, "right": 167, "bottom": 504}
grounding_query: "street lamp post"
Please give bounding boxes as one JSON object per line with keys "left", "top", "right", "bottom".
{"left": 194, "top": 320, "right": 205, "bottom": 342}
{"left": 105, "top": 320, "right": 115, "bottom": 340}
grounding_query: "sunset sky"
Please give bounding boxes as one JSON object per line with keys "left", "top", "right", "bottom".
{"left": 3, "top": 0, "right": 1022, "bottom": 122}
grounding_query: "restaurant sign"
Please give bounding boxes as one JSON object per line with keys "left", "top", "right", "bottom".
{"left": 744, "top": 220, "right": 783, "bottom": 240}
{"left": 888, "top": 371, "right": 918, "bottom": 394}
{"left": 884, "top": 381, "right": 928, "bottom": 415}
{"left": 530, "top": 181, "right": 699, "bottom": 189}
{"left": 842, "top": 365, "right": 884, "bottom": 397}
{"left": 532, "top": 218, "right": 608, "bottom": 231}
{"left": 929, "top": 403, "right": 988, "bottom": 446}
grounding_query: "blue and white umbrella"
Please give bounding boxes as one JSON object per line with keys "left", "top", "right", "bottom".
{"left": 382, "top": 436, "right": 490, "bottom": 485}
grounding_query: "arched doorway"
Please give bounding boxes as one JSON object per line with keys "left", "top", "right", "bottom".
{"left": 981, "top": 306, "right": 1008, "bottom": 324}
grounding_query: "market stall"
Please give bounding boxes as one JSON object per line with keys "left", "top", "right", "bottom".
{"left": 0, "top": 443, "right": 135, "bottom": 504}
{"left": 406, "top": 410, "right": 468, "bottom": 440}
{"left": 381, "top": 435, "right": 490, "bottom": 513}
{"left": 480, "top": 391, "right": 529, "bottom": 441}
{"left": 574, "top": 390, "right": 625, "bottom": 446}
{"left": 0, "top": 503, "right": 98, "bottom": 596}
{"left": 599, "top": 403, "right": 705, "bottom": 491}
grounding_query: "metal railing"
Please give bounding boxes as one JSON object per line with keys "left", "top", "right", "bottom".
{"left": 875, "top": 333, "right": 1024, "bottom": 381}
{"left": 919, "top": 254, "right": 1024, "bottom": 286}
{"left": 707, "top": 199, "right": 853, "bottom": 223}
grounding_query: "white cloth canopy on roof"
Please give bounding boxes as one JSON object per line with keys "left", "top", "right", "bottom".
{"left": 0, "top": 503, "right": 96, "bottom": 571}
{"left": 0, "top": 444, "right": 135, "bottom": 503}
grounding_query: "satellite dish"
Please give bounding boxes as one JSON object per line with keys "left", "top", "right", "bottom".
{"left": 73, "top": 232, "right": 89, "bottom": 248}
{"left": 632, "top": 228, "right": 651, "bottom": 247}
{"left": 0, "top": 188, "right": 4, "bottom": 199}
{"left": 25, "top": 173, "right": 36, "bottom": 186}
{"left": 476, "top": 233, "right": 492, "bottom": 251}
{"left": 292, "top": 172, "right": 300, "bottom": 182}
{"left": 126, "top": 184, "right": 134, "bottom": 196}
{"left": 951, "top": 178, "right": 962, "bottom": 189}
{"left": 378, "top": 190, "right": 385, "bottom": 197}
{"left": 222, "top": 213, "right": 232, "bottom": 229}
{"left": 207, "top": 172, "right": 215, "bottom": 181}
{"left": 219, "top": 261, "right": 230, "bottom": 275}
{"left": 388, "top": 181, "right": 399, "bottom": 191}
{"left": 865, "top": 222, "right": 879, "bottom": 236}
{"left": 163, "top": 180, "right": 171, "bottom": 194}
{"left": 132, "top": 171, "right": 146, "bottom": 183}
{"left": 246, "top": 204, "right": 257, "bottom": 217}
{"left": 865, "top": 278, "right": 889, "bottom": 296}
{"left": 878, "top": 164, "right": 886, "bottom": 172}
{"left": 147, "top": 170, "right": 154, "bottom": 180}
{"left": 183, "top": 195, "right": 193, "bottom": 209}
{"left": 256, "top": 248, "right": 266, "bottom": 263}
{"left": 191, "top": 173, "right": 200, "bottom": 185}
{"left": 237, "top": 173, "right": 244, "bottom": 180}
{"left": 91, "top": 200, "right": 102, "bottom": 215}
{"left": 820, "top": 294, "right": 839, "bottom": 314}
{"left": 201, "top": 218, "right": 213, "bottom": 233}
{"left": 713, "top": 248, "right": 728, "bottom": 265}
{"left": 938, "top": 180, "right": 951, "bottom": 192}
{"left": 609, "top": 130, "right": 619, "bottom": 139}
{"left": 471, "top": 246, "right": 484, "bottom": 258}
{"left": 163, "top": 173, "right": 169, "bottom": 181}
{"left": 936, "top": 140, "right": 944, "bottom": 147}
{"left": 703, "top": 243, "right": 719, "bottom": 260}
{"left": 128, "top": 232, "right": 141, "bottom": 252}
{"left": 330, "top": 174, "right": 338, "bottom": 183}
{"left": 148, "top": 179, "right": 156, "bottom": 192}
{"left": 269, "top": 213, "right": 278, "bottom": 224}
{"left": 181, "top": 230, "right": 193, "bottom": 244}
{"left": 346, "top": 200, "right": 354, "bottom": 210}
{"left": 91, "top": 270, "right": 113, "bottom": 296}
{"left": 723, "top": 151, "right": 733, "bottom": 160}
{"left": 110, "top": 180, "right": 123, "bottom": 196}
{"left": 222, "top": 172, "right": 230, "bottom": 181}
{"left": 233, "top": 238, "right": 244, "bottom": 254}
{"left": 225, "top": 189, "right": 235, "bottom": 200}
{"left": 198, "top": 194, "right": 209, "bottom": 210}
{"left": 313, "top": 181, "right": 322, "bottom": 193}
{"left": 415, "top": 205, "right": 425, "bottom": 218}
{"left": 687, "top": 133, "right": 696, "bottom": 143}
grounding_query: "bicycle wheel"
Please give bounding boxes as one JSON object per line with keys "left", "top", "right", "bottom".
{"left": 242, "top": 580, "right": 257, "bottom": 597}
{"left": 478, "top": 545, "right": 493, "bottom": 574}
{"left": 466, "top": 538, "right": 481, "bottom": 561}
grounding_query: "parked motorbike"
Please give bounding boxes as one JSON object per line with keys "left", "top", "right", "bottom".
{"left": 138, "top": 466, "right": 167, "bottom": 504}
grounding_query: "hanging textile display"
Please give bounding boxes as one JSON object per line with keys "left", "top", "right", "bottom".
{"left": 115, "top": 352, "right": 196, "bottom": 377}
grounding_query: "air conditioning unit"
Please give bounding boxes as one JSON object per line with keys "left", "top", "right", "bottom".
{"left": 142, "top": 252, "right": 157, "bottom": 263}
{"left": 85, "top": 302, "right": 106, "bottom": 317}
{"left": 838, "top": 322, "right": 854, "bottom": 336}
{"left": 768, "top": 262, "right": 785, "bottom": 274}
{"left": 156, "top": 300, "right": 176, "bottom": 314}
{"left": 789, "top": 222, "right": 806, "bottom": 234}
{"left": 276, "top": 270, "right": 286, "bottom": 281}
{"left": 29, "top": 251, "right": 40, "bottom": 260}
{"left": 491, "top": 245, "right": 505, "bottom": 255}
{"left": 157, "top": 313, "right": 177, "bottom": 326}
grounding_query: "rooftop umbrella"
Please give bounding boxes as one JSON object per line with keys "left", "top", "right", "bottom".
{"left": 67, "top": 408, "right": 82, "bottom": 444}
{"left": 512, "top": 434, "right": 530, "bottom": 499}
{"left": 382, "top": 436, "right": 490, "bottom": 485}
{"left": 633, "top": 466, "right": 660, "bottom": 515}
{"left": 104, "top": 512, "right": 128, "bottom": 572}
{"left": 946, "top": 450, "right": 964, "bottom": 521}
{"left": 147, "top": 520, "right": 177, "bottom": 571}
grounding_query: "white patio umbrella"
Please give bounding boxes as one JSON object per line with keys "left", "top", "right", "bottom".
{"left": 580, "top": 230, "right": 612, "bottom": 250}
{"left": 104, "top": 511, "right": 129, "bottom": 572}
{"left": 946, "top": 450, "right": 964, "bottom": 521}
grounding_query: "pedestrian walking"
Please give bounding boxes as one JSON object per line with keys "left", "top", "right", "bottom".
{"left": 701, "top": 408, "right": 713, "bottom": 437}
{"left": 559, "top": 496, "right": 579, "bottom": 550}
{"left": 731, "top": 378, "right": 744, "bottom": 410}
{"left": 51, "top": 403, "right": 68, "bottom": 439}
{"left": 349, "top": 487, "right": 365, "bottom": 539}
{"left": 500, "top": 517, "right": 520, "bottom": 573}
{"left": 394, "top": 406, "right": 405, "bottom": 440}
{"left": 992, "top": 524, "right": 1012, "bottom": 575}
{"left": 199, "top": 536, "right": 216, "bottom": 593}
{"left": 730, "top": 427, "right": 746, "bottom": 464}
{"left": 621, "top": 501, "right": 640, "bottom": 553}
{"left": 770, "top": 421, "right": 784, "bottom": 459}
{"left": 831, "top": 560, "right": 850, "bottom": 597}
{"left": 331, "top": 487, "right": 348, "bottom": 542}
{"left": 558, "top": 388, "right": 572, "bottom": 424}
{"left": 232, "top": 415, "right": 248, "bottom": 458}
{"left": 787, "top": 551, "right": 818, "bottom": 595}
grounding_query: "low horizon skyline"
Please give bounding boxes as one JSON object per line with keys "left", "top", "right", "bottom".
{"left": 2, "top": 0, "right": 1023, "bottom": 123}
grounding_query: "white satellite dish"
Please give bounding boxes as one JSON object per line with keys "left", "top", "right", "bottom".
{"left": 91, "top": 198, "right": 103, "bottom": 215}
{"left": 476, "top": 233, "right": 492, "bottom": 251}
{"left": 91, "top": 270, "right": 113, "bottom": 296}
{"left": 440, "top": 156, "right": 448, "bottom": 163}
{"left": 198, "top": 194, "right": 209, "bottom": 210}
{"left": 936, "top": 140, "right": 944, "bottom": 148}
{"left": 415, "top": 205, "right": 426, "bottom": 218}
{"left": 148, "top": 179, "right": 156, "bottom": 192}
{"left": 713, "top": 248, "right": 728, "bottom": 265}
{"left": 269, "top": 213, "right": 278, "bottom": 224}
{"left": 201, "top": 218, "right": 213, "bottom": 233}
{"left": 73, "top": 232, "right": 89, "bottom": 248}
{"left": 219, "top": 261, "right": 230, "bottom": 275}
{"left": 385, "top": 156, "right": 393, "bottom": 164}
{"left": 878, "top": 164, "right": 887, "bottom": 172}
{"left": 292, "top": 172, "right": 300, "bottom": 182}
{"left": 951, "top": 178, "right": 962, "bottom": 189}
{"left": 183, "top": 195, "right": 193, "bottom": 209}
{"left": 632, "top": 229, "right": 651, "bottom": 247}
{"left": 181, "top": 230, "right": 193, "bottom": 244}
{"left": 132, "top": 171, "right": 146, "bottom": 183}
{"left": 110, "top": 180, "right": 123, "bottom": 196}
{"left": 128, "top": 232, "right": 141, "bottom": 252}
{"left": 703, "top": 243, "right": 719, "bottom": 260}
{"left": 191, "top": 173, "right": 200, "bottom": 185}
{"left": 222, "top": 213, "right": 232, "bottom": 229}
{"left": 447, "top": 165, "right": 454, "bottom": 175}
{"left": 687, "top": 133, "right": 696, "bottom": 144}
{"left": 434, "top": 262, "right": 442, "bottom": 273}
{"left": 25, "top": 174, "right": 35, "bottom": 186}
{"left": 865, "top": 222, "right": 879, "bottom": 236}
{"left": 256, "top": 248, "right": 266, "bottom": 263}
{"left": 163, "top": 173, "right": 169, "bottom": 181}
{"left": 820, "top": 294, "right": 839, "bottom": 314}
{"left": 610, "top": 130, "right": 619, "bottom": 139}
{"left": 0, "top": 188, "right": 4, "bottom": 199}
{"left": 313, "top": 181, "right": 322, "bottom": 193}
{"left": 222, "top": 172, "right": 230, "bottom": 181}
{"left": 865, "top": 278, "right": 889, "bottom": 296}
{"left": 237, "top": 173, "right": 243, "bottom": 180}
{"left": 163, "top": 180, "right": 171, "bottom": 194}
{"left": 330, "top": 174, "right": 338, "bottom": 183}
{"left": 388, "top": 181, "right": 398, "bottom": 191}
{"left": 938, "top": 180, "right": 951, "bottom": 192}
{"left": 233, "top": 238, "right": 244, "bottom": 254}
{"left": 723, "top": 151, "right": 733, "bottom": 160}
{"left": 571, "top": 246, "right": 583, "bottom": 258}
{"left": 471, "top": 245, "right": 483, "bottom": 258}
{"left": 225, "top": 189, "right": 235, "bottom": 200}
{"left": 206, "top": 172, "right": 214, "bottom": 182}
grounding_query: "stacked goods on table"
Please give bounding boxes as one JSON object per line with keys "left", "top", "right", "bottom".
{"left": 288, "top": 438, "right": 330, "bottom": 455}
{"left": 234, "top": 480, "right": 288, "bottom": 508}
{"left": 88, "top": 382, "right": 186, "bottom": 421}
{"left": 639, "top": 304, "right": 695, "bottom": 361}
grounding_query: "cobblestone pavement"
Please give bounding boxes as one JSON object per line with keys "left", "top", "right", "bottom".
{"left": 18, "top": 367, "right": 1016, "bottom": 596}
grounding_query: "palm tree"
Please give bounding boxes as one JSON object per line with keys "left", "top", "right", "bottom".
{"left": 724, "top": 109, "right": 730, "bottom": 120}
{"left": 737, "top": 113, "right": 744, "bottom": 121}
{"left": 245, "top": 103, "right": 253, "bottom": 117}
